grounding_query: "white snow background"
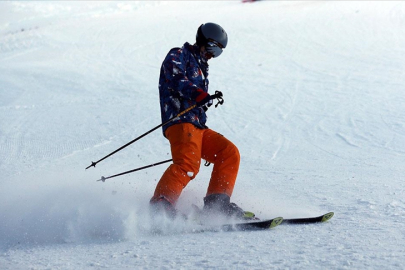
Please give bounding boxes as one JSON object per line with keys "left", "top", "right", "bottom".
{"left": 1, "top": 1, "right": 405, "bottom": 269}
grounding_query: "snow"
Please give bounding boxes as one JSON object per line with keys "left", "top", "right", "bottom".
{"left": 1, "top": 1, "right": 405, "bottom": 269}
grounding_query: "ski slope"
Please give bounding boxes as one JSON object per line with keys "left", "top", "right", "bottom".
{"left": 1, "top": 1, "right": 405, "bottom": 269}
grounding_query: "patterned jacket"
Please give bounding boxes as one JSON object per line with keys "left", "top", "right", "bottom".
{"left": 159, "top": 42, "right": 209, "bottom": 136}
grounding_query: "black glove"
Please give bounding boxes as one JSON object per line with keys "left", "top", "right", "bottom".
{"left": 195, "top": 90, "right": 223, "bottom": 108}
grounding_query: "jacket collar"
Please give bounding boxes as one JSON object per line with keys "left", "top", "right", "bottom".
{"left": 185, "top": 42, "right": 209, "bottom": 77}
{"left": 185, "top": 42, "right": 209, "bottom": 63}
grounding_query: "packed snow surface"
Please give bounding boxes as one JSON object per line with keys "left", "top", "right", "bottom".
{"left": 1, "top": 1, "right": 405, "bottom": 269}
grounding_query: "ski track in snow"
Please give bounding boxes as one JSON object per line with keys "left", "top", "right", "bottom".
{"left": 1, "top": 1, "right": 405, "bottom": 269}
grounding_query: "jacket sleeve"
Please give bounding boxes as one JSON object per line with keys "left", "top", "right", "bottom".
{"left": 161, "top": 48, "right": 203, "bottom": 100}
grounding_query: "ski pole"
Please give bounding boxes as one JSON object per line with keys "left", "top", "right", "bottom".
{"left": 96, "top": 159, "right": 173, "bottom": 182}
{"left": 86, "top": 90, "right": 224, "bottom": 170}
{"left": 85, "top": 105, "right": 197, "bottom": 170}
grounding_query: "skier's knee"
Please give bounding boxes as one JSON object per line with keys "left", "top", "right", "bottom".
{"left": 224, "top": 143, "right": 240, "bottom": 165}
{"left": 174, "top": 161, "right": 200, "bottom": 180}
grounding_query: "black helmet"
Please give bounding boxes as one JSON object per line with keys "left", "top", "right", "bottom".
{"left": 196, "top": 23, "right": 228, "bottom": 58}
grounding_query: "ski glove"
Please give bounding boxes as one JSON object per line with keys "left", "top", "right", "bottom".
{"left": 195, "top": 90, "right": 223, "bottom": 107}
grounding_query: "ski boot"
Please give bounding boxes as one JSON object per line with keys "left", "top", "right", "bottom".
{"left": 203, "top": 194, "right": 257, "bottom": 220}
{"left": 149, "top": 196, "right": 177, "bottom": 220}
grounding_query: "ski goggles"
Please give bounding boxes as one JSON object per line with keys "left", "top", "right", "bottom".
{"left": 205, "top": 40, "right": 224, "bottom": 58}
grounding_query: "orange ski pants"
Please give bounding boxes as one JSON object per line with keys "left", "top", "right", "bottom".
{"left": 152, "top": 123, "right": 240, "bottom": 205}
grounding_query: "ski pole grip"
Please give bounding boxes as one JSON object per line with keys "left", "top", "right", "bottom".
{"left": 212, "top": 90, "right": 224, "bottom": 107}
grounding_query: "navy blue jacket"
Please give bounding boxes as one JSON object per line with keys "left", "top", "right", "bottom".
{"left": 159, "top": 42, "right": 209, "bottom": 136}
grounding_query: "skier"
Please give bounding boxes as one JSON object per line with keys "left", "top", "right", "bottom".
{"left": 150, "top": 23, "right": 253, "bottom": 220}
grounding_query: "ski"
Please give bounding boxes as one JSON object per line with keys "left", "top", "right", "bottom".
{"left": 218, "top": 212, "right": 333, "bottom": 231}
{"left": 221, "top": 217, "right": 284, "bottom": 231}
{"left": 189, "top": 204, "right": 282, "bottom": 231}
{"left": 281, "top": 212, "right": 334, "bottom": 225}
{"left": 188, "top": 205, "right": 333, "bottom": 232}
{"left": 203, "top": 217, "right": 283, "bottom": 232}
{"left": 182, "top": 212, "right": 333, "bottom": 234}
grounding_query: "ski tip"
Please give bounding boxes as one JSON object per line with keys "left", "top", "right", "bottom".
{"left": 270, "top": 217, "right": 284, "bottom": 228}
{"left": 85, "top": 161, "right": 96, "bottom": 170}
{"left": 321, "top": 212, "right": 334, "bottom": 222}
